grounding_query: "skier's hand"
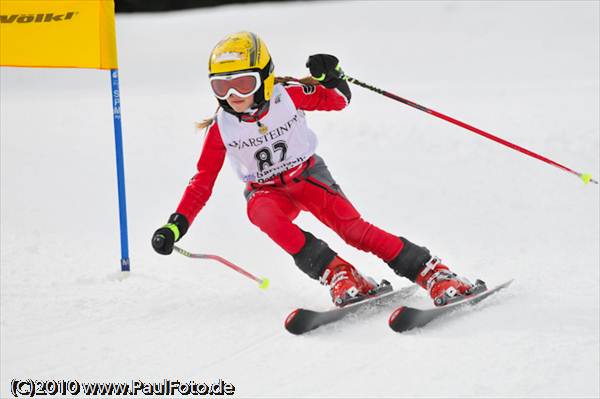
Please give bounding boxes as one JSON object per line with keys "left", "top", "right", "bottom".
{"left": 306, "top": 54, "right": 345, "bottom": 89}
{"left": 152, "top": 227, "right": 175, "bottom": 255}
{"left": 151, "top": 213, "right": 189, "bottom": 255}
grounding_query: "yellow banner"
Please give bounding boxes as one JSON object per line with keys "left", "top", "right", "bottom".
{"left": 0, "top": 0, "right": 118, "bottom": 69}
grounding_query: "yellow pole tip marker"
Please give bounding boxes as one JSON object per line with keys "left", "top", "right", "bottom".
{"left": 258, "top": 278, "right": 270, "bottom": 290}
{"left": 580, "top": 173, "right": 593, "bottom": 184}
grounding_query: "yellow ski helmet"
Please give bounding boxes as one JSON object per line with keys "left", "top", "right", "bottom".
{"left": 208, "top": 32, "right": 274, "bottom": 109}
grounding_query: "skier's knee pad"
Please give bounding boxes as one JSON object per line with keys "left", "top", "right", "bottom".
{"left": 387, "top": 237, "right": 431, "bottom": 282}
{"left": 292, "top": 231, "right": 337, "bottom": 280}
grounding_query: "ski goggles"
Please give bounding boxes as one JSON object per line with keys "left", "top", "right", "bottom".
{"left": 209, "top": 71, "right": 262, "bottom": 100}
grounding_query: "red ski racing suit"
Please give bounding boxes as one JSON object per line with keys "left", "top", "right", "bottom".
{"left": 175, "top": 82, "right": 423, "bottom": 282}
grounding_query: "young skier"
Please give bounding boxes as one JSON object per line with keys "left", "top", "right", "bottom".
{"left": 152, "top": 31, "right": 476, "bottom": 307}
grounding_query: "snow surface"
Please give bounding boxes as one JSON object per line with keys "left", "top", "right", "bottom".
{"left": 1, "top": 1, "right": 599, "bottom": 398}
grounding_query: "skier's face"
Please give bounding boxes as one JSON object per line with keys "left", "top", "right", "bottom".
{"left": 226, "top": 93, "right": 254, "bottom": 113}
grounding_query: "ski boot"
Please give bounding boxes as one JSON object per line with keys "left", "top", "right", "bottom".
{"left": 416, "top": 256, "right": 485, "bottom": 306}
{"left": 320, "top": 256, "right": 380, "bottom": 307}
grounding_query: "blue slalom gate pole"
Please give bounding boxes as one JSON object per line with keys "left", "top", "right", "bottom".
{"left": 110, "top": 69, "right": 130, "bottom": 272}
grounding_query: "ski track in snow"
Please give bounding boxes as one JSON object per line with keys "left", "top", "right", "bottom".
{"left": 1, "top": 1, "right": 599, "bottom": 398}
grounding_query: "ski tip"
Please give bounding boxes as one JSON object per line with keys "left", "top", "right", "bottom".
{"left": 258, "top": 277, "right": 270, "bottom": 290}
{"left": 388, "top": 306, "right": 406, "bottom": 327}
{"left": 284, "top": 309, "right": 304, "bottom": 335}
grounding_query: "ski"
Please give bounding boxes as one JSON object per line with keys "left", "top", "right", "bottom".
{"left": 285, "top": 283, "right": 418, "bottom": 335}
{"left": 388, "top": 279, "right": 514, "bottom": 333}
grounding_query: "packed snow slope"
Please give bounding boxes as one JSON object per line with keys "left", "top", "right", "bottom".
{"left": 1, "top": 1, "right": 599, "bottom": 398}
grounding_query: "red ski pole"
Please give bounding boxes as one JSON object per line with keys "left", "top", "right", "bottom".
{"left": 174, "top": 246, "right": 269, "bottom": 290}
{"left": 343, "top": 75, "right": 597, "bottom": 185}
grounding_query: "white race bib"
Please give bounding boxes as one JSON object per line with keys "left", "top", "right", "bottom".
{"left": 217, "top": 84, "right": 318, "bottom": 183}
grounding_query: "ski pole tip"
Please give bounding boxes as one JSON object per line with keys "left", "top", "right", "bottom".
{"left": 258, "top": 278, "right": 270, "bottom": 290}
{"left": 580, "top": 173, "right": 597, "bottom": 185}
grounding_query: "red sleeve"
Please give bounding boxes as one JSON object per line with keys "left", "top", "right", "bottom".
{"left": 176, "top": 121, "right": 226, "bottom": 225}
{"left": 285, "top": 84, "right": 349, "bottom": 111}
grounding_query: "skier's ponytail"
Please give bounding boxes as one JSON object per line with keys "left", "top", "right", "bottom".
{"left": 195, "top": 105, "right": 220, "bottom": 134}
{"left": 195, "top": 117, "right": 214, "bottom": 132}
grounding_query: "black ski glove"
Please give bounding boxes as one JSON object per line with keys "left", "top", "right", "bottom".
{"left": 152, "top": 213, "right": 189, "bottom": 255}
{"left": 306, "top": 54, "right": 345, "bottom": 89}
